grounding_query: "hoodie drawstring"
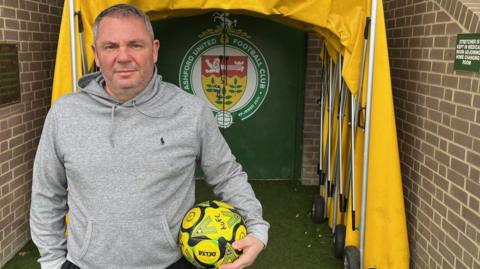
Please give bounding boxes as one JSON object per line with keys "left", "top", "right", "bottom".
{"left": 110, "top": 104, "right": 117, "bottom": 147}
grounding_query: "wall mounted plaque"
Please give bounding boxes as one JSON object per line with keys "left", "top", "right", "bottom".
{"left": 0, "top": 43, "right": 21, "bottom": 106}
{"left": 454, "top": 33, "right": 480, "bottom": 72}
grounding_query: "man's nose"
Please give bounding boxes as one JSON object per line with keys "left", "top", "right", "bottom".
{"left": 116, "top": 46, "right": 131, "bottom": 62}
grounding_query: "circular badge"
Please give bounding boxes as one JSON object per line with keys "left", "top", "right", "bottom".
{"left": 179, "top": 17, "right": 269, "bottom": 128}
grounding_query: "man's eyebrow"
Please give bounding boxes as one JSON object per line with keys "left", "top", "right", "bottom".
{"left": 97, "top": 39, "right": 148, "bottom": 46}
{"left": 127, "top": 39, "right": 147, "bottom": 44}
{"left": 99, "top": 41, "right": 117, "bottom": 45}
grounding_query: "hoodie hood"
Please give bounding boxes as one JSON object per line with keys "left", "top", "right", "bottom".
{"left": 77, "top": 67, "right": 182, "bottom": 146}
{"left": 77, "top": 67, "right": 161, "bottom": 108}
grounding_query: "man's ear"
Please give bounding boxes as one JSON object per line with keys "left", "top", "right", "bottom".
{"left": 92, "top": 44, "right": 100, "bottom": 67}
{"left": 153, "top": 39, "right": 160, "bottom": 64}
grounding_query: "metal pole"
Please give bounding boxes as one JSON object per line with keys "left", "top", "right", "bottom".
{"left": 359, "top": 0, "right": 379, "bottom": 268}
{"left": 338, "top": 82, "right": 346, "bottom": 215}
{"left": 332, "top": 54, "right": 345, "bottom": 234}
{"left": 324, "top": 56, "right": 337, "bottom": 217}
{"left": 324, "top": 56, "right": 334, "bottom": 218}
{"left": 68, "top": 0, "right": 77, "bottom": 92}
{"left": 76, "top": 12, "right": 88, "bottom": 75}
{"left": 332, "top": 88, "right": 347, "bottom": 231}
{"left": 319, "top": 84, "right": 325, "bottom": 173}
{"left": 350, "top": 17, "right": 370, "bottom": 231}
{"left": 318, "top": 48, "right": 327, "bottom": 182}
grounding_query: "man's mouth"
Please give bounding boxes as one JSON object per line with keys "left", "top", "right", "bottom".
{"left": 116, "top": 69, "right": 136, "bottom": 74}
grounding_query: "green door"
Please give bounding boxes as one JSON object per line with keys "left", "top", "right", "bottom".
{"left": 153, "top": 13, "right": 305, "bottom": 179}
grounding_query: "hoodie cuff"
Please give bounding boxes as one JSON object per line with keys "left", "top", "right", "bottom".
{"left": 247, "top": 224, "right": 269, "bottom": 247}
{"left": 41, "top": 257, "right": 66, "bottom": 269}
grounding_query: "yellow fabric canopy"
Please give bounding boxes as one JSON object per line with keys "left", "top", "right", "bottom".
{"left": 52, "top": 1, "right": 409, "bottom": 268}
{"left": 52, "top": 0, "right": 369, "bottom": 102}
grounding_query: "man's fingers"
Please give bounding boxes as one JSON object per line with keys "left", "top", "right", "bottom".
{"left": 219, "top": 236, "right": 264, "bottom": 269}
{"left": 219, "top": 253, "right": 251, "bottom": 269}
{"left": 232, "top": 237, "right": 248, "bottom": 250}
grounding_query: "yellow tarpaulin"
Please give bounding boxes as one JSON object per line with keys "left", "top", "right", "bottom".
{"left": 52, "top": 0, "right": 369, "bottom": 102}
{"left": 52, "top": 0, "right": 409, "bottom": 268}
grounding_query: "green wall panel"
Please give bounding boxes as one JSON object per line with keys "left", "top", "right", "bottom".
{"left": 153, "top": 13, "right": 305, "bottom": 179}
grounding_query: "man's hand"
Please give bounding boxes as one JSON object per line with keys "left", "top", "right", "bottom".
{"left": 219, "top": 235, "right": 265, "bottom": 269}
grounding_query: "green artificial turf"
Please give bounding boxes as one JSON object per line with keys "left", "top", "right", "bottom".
{"left": 3, "top": 240, "right": 40, "bottom": 269}
{"left": 219, "top": 180, "right": 343, "bottom": 269}
{"left": 4, "top": 180, "right": 342, "bottom": 269}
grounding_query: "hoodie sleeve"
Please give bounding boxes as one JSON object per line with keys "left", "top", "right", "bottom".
{"left": 197, "top": 104, "right": 269, "bottom": 246}
{"left": 30, "top": 105, "right": 68, "bottom": 269}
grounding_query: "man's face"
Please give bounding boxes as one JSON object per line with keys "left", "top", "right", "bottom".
{"left": 93, "top": 16, "right": 160, "bottom": 100}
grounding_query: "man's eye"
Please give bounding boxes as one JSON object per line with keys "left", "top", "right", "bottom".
{"left": 131, "top": 43, "right": 143, "bottom": 49}
{"left": 103, "top": 44, "right": 117, "bottom": 50}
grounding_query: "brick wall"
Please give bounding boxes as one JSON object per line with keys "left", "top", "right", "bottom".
{"left": 301, "top": 33, "right": 322, "bottom": 185}
{"left": 301, "top": 0, "right": 480, "bottom": 267}
{"left": 0, "top": 0, "right": 63, "bottom": 266}
{"left": 384, "top": 0, "right": 480, "bottom": 268}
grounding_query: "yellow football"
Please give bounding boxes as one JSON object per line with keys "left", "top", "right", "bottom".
{"left": 179, "top": 200, "right": 247, "bottom": 268}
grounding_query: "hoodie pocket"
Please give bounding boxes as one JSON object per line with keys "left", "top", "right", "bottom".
{"left": 78, "top": 215, "right": 178, "bottom": 266}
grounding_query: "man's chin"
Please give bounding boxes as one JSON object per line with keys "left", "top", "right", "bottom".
{"left": 111, "top": 82, "right": 139, "bottom": 92}
{"left": 114, "top": 78, "right": 138, "bottom": 89}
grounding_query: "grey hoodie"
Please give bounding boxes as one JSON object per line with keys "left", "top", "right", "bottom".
{"left": 30, "top": 71, "right": 269, "bottom": 269}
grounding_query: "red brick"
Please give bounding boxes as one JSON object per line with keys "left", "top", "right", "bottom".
{"left": 453, "top": 91, "right": 472, "bottom": 106}
{"left": 4, "top": 30, "right": 18, "bottom": 40}
{"left": 450, "top": 118, "right": 468, "bottom": 134}
{"left": 4, "top": 0, "right": 19, "bottom": 8}
{"left": 1, "top": 7, "right": 16, "bottom": 18}
{"left": 447, "top": 143, "right": 465, "bottom": 160}
{"left": 456, "top": 106, "right": 475, "bottom": 121}
{"left": 461, "top": 206, "right": 480, "bottom": 229}
{"left": 4, "top": 19, "right": 19, "bottom": 30}
{"left": 442, "top": 76, "right": 459, "bottom": 88}
{"left": 438, "top": 126, "right": 454, "bottom": 140}
{"left": 16, "top": 10, "right": 30, "bottom": 21}
{"left": 448, "top": 168, "right": 465, "bottom": 188}
{"left": 431, "top": 24, "right": 446, "bottom": 35}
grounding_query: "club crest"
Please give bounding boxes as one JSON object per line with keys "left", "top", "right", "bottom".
{"left": 179, "top": 13, "right": 270, "bottom": 128}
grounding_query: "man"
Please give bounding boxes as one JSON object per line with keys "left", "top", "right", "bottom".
{"left": 30, "top": 4, "right": 269, "bottom": 269}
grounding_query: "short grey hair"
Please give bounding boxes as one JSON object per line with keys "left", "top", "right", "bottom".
{"left": 93, "top": 4, "right": 154, "bottom": 42}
